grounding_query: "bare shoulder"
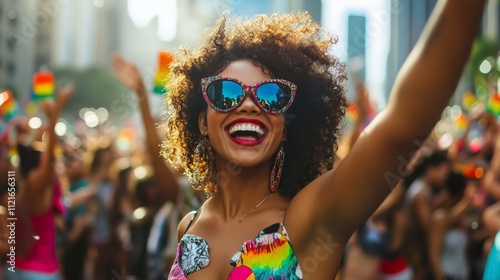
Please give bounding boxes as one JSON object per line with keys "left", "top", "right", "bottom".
{"left": 177, "top": 210, "right": 197, "bottom": 241}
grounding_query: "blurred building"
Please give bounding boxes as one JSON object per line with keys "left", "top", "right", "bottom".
{"left": 385, "top": 0, "right": 499, "bottom": 101}
{"left": 0, "top": 0, "right": 56, "bottom": 98}
{"left": 117, "top": 0, "right": 322, "bottom": 84}
{"left": 347, "top": 15, "right": 366, "bottom": 83}
{"left": 1, "top": 0, "right": 322, "bottom": 105}
{"left": 53, "top": 0, "right": 120, "bottom": 68}
{"left": 116, "top": 0, "right": 322, "bottom": 116}
{"left": 385, "top": 0, "right": 437, "bottom": 100}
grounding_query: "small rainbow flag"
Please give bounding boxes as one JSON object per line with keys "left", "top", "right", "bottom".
{"left": 32, "top": 71, "right": 55, "bottom": 100}
{"left": 153, "top": 51, "right": 173, "bottom": 94}
{"left": 0, "top": 90, "right": 20, "bottom": 120}
{"left": 487, "top": 92, "right": 500, "bottom": 117}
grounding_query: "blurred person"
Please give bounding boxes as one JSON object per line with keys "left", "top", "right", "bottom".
{"left": 9, "top": 86, "right": 73, "bottom": 280}
{"left": 61, "top": 147, "right": 100, "bottom": 280}
{"left": 484, "top": 126, "right": 500, "bottom": 202}
{"left": 446, "top": 112, "right": 499, "bottom": 279}
{"left": 157, "top": 1, "right": 487, "bottom": 279}
{"left": 112, "top": 55, "right": 187, "bottom": 279}
{"left": 0, "top": 131, "right": 17, "bottom": 280}
{"left": 449, "top": 111, "right": 498, "bottom": 209}
{"left": 482, "top": 231, "right": 500, "bottom": 280}
{"left": 86, "top": 144, "right": 120, "bottom": 280}
{"left": 428, "top": 171, "right": 475, "bottom": 280}
{"left": 404, "top": 148, "right": 450, "bottom": 280}
{"left": 482, "top": 134, "right": 500, "bottom": 265}
{"left": 449, "top": 111, "right": 497, "bottom": 167}
{"left": 359, "top": 182, "right": 412, "bottom": 280}
{"left": 128, "top": 173, "right": 158, "bottom": 279}
{"left": 483, "top": 202, "right": 500, "bottom": 255}
{"left": 339, "top": 72, "right": 385, "bottom": 280}
{"left": 108, "top": 163, "right": 134, "bottom": 277}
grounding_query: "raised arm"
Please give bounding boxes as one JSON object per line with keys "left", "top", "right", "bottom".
{"left": 286, "top": 0, "right": 487, "bottom": 244}
{"left": 28, "top": 85, "right": 74, "bottom": 191}
{"left": 112, "top": 55, "right": 180, "bottom": 201}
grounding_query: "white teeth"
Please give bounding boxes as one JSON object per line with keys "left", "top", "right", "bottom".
{"left": 228, "top": 123, "right": 265, "bottom": 136}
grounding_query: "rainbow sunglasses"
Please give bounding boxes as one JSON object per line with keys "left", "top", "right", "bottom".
{"left": 201, "top": 76, "right": 297, "bottom": 114}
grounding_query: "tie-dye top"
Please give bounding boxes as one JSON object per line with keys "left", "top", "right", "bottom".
{"left": 168, "top": 213, "right": 303, "bottom": 280}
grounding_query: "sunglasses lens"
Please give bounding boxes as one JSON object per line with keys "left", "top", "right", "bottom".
{"left": 206, "top": 80, "right": 243, "bottom": 111}
{"left": 256, "top": 82, "right": 293, "bottom": 112}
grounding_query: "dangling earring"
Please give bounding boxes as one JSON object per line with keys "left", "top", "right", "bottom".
{"left": 194, "top": 136, "right": 210, "bottom": 182}
{"left": 193, "top": 128, "right": 217, "bottom": 194}
{"left": 269, "top": 140, "right": 285, "bottom": 193}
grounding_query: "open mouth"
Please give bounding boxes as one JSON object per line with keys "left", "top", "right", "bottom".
{"left": 228, "top": 123, "right": 265, "bottom": 140}
{"left": 225, "top": 120, "right": 268, "bottom": 145}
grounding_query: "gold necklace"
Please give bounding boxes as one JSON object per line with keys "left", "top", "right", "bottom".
{"left": 238, "top": 192, "right": 272, "bottom": 223}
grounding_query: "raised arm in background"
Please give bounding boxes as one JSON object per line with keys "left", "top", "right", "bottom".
{"left": 112, "top": 55, "right": 180, "bottom": 202}
{"left": 25, "top": 85, "right": 73, "bottom": 214}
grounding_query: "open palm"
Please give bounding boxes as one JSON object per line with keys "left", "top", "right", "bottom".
{"left": 112, "top": 54, "right": 144, "bottom": 91}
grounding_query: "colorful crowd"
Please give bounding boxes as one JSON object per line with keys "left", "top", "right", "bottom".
{"left": 0, "top": 1, "right": 499, "bottom": 279}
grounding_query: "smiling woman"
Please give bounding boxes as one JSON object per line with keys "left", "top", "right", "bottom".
{"left": 164, "top": 14, "right": 347, "bottom": 198}
{"left": 162, "top": 2, "right": 487, "bottom": 279}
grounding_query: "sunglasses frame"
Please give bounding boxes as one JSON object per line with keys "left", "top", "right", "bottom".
{"left": 201, "top": 76, "right": 297, "bottom": 114}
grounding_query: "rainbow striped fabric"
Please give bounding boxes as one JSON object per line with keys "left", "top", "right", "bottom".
{"left": 228, "top": 224, "right": 303, "bottom": 280}
{"left": 32, "top": 71, "right": 55, "bottom": 100}
{"left": 168, "top": 223, "right": 303, "bottom": 280}
{"left": 0, "top": 90, "right": 20, "bottom": 120}
{"left": 154, "top": 51, "right": 173, "bottom": 94}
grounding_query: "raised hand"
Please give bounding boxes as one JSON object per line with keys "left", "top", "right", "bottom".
{"left": 111, "top": 54, "right": 145, "bottom": 93}
{"left": 41, "top": 84, "right": 74, "bottom": 123}
{"left": 110, "top": 53, "right": 180, "bottom": 202}
{"left": 55, "top": 84, "right": 74, "bottom": 110}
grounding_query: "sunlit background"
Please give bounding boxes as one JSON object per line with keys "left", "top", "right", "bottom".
{"left": 1, "top": 3, "right": 499, "bottom": 280}
{"left": 0, "top": 0, "right": 499, "bottom": 138}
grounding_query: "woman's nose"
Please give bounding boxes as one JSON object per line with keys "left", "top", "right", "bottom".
{"left": 235, "top": 89, "right": 260, "bottom": 114}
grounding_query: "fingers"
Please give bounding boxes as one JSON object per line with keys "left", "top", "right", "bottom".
{"left": 110, "top": 54, "right": 144, "bottom": 92}
{"left": 55, "top": 84, "right": 75, "bottom": 108}
{"left": 40, "top": 84, "right": 73, "bottom": 121}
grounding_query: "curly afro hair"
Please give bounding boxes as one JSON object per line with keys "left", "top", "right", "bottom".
{"left": 163, "top": 12, "right": 348, "bottom": 198}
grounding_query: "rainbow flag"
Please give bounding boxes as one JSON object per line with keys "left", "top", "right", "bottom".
{"left": 32, "top": 71, "right": 55, "bottom": 100}
{"left": 487, "top": 92, "right": 500, "bottom": 117}
{"left": 0, "top": 90, "right": 20, "bottom": 120}
{"left": 153, "top": 51, "right": 173, "bottom": 94}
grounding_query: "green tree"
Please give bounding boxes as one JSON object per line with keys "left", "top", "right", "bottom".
{"left": 53, "top": 67, "right": 134, "bottom": 122}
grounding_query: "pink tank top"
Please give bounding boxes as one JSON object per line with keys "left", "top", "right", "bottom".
{"left": 17, "top": 181, "right": 65, "bottom": 273}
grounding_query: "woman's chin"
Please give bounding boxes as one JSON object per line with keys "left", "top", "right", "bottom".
{"left": 223, "top": 154, "right": 270, "bottom": 169}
